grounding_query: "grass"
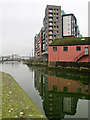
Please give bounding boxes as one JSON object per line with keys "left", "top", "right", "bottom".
{"left": 50, "top": 37, "right": 90, "bottom": 46}
{"left": 0, "top": 72, "right": 2, "bottom": 119}
{"left": 1, "top": 72, "right": 46, "bottom": 119}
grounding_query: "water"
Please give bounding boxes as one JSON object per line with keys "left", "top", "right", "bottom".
{"left": 0, "top": 61, "right": 90, "bottom": 119}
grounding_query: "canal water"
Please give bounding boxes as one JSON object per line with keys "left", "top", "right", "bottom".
{"left": 0, "top": 61, "right": 90, "bottom": 119}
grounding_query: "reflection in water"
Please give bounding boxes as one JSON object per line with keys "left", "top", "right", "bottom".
{"left": 1, "top": 62, "right": 89, "bottom": 119}
{"left": 32, "top": 66, "right": 90, "bottom": 119}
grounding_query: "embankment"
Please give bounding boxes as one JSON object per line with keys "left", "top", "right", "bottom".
{"left": 25, "top": 61, "right": 90, "bottom": 72}
{"left": 1, "top": 72, "right": 46, "bottom": 119}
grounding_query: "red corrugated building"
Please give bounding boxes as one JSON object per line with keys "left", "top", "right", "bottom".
{"left": 48, "top": 37, "right": 90, "bottom": 62}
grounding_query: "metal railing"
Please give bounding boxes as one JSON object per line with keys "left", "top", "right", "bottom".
{"left": 74, "top": 51, "right": 85, "bottom": 62}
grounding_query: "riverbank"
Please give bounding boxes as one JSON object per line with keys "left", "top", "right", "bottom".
{"left": 0, "top": 72, "right": 2, "bottom": 120}
{"left": 1, "top": 72, "right": 46, "bottom": 119}
{"left": 25, "top": 61, "right": 90, "bottom": 72}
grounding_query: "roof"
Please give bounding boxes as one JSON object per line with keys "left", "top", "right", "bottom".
{"left": 49, "top": 37, "right": 90, "bottom": 46}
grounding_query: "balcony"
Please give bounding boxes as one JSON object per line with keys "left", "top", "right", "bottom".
{"left": 49, "top": 22, "right": 53, "bottom": 26}
{"left": 49, "top": 27, "right": 53, "bottom": 30}
{"left": 49, "top": 18, "right": 53, "bottom": 21}
{"left": 49, "top": 36, "right": 53, "bottom": 39}
{"left": 49, "top": 14, "right": 53, "bottom": 17}
{"left": 49, "top": 40, "right": 53, "bottom": 44}
{"left": 49, "top": 9, "right": 53, "bottom": 13}
{"left": 49, "top": 31, "right": 53, "bottom": 34}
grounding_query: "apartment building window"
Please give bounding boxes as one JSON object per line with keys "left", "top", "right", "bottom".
{"left": 54, "top": 26, "right": 56, "bottom": 30}
{"left": 53, "top": 47, "right": 57, "bottom": 51}
{"left": 57, "top": 26, "right": 59, "bottom": 29}
{"left": 54, "top": 22, "right": 56, "bottom": 25}
{"left": 54, "top": 35, "right": 56, "bottom": 39}
{"left": 49, "top": 26, "right": 53, "bottom": 30}
{"left": 54, "top": 9, "right": 56, "bottom": 12}
{"left": 63, "top": 47, "right": 68, "bottom": 51}
{"left": 49, "top": 18, "right": 53, "bottom": 21}
{"left": 49, "top": 9, "right": 53, "bottom": 12}
{"left": 68, "top": 28, "right": 70, "bottom": 30}
{"left": 54, "top": 13, "right": 56, "bottom": 16}
{"left": 57, "top": 31, "right": 59, "bottom": 33}
{"left": 76, "top": 46, "right": 81, "bottom": 51}
{"left": 49, "top": 35, "right": 53, "bottom": 39}
{"left": 56, "top": 17, "right": 58, "bottom": 20}
{"left": 68, "top": 32, "right": 70, "bottom": 34}
{"left": 49, "top": 13, "right": 53, "bottom": 17}
{"left": 57, "top": 9, "right": 58, "bottom": 12}
{"left": 49, "top": 31, "right": 53, "bottom": 34}
{"left": 49, "top": 40, "right": 52, "bottom": 44}
{"left": 49, "top": 22, "right": 53, "bottom": 25}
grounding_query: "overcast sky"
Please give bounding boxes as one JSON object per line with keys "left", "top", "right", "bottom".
{"left": 0, "top": 0, "right": 89, "bottom": 56}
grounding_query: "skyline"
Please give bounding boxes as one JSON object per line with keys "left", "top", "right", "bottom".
{"left": 0, "top": 0, "right": 89, "bottom": 56}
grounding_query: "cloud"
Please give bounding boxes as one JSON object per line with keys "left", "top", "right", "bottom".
{"left": 0, "top": 0, "right": 89, "bottom": 56}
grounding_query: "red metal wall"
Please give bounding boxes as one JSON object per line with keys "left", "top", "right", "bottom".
{"left": 48, "top": 45, "right": 90, "bottom": 62}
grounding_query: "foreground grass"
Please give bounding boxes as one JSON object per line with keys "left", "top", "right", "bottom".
{"left": 0, "top": 72, "right": 2, "bottom": 119}
{"left": 1, "top": 72, "right": 46, "bottom": 119}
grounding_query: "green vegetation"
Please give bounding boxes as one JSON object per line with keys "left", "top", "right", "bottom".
{"left": 50, "top": 37, "right": 90, "bottom": 46}
{"left": 1, "top": 72, "right": 46, "bottom": 119}
{"left": 0, "top": 72, "right": 2, "bottom": 119}
{"left": 25, "top": 61, "right": 90, "bottom": 72}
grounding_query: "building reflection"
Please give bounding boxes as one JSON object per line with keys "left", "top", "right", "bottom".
{"left": 33, "top": 67, "right": 90, "bottom": 119}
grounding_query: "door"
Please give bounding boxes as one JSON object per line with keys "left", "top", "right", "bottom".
{"left": 85, "top": 47, "right": 89, "bottom": 55}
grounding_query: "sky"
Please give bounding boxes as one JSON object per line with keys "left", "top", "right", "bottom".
{"left": 0, "top": 0, "right": 89, "bottom": 56}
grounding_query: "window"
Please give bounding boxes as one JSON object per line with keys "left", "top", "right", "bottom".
{"left": 76, "top": 46, "right": 81, "bottom": 51}
{"left": 63, "top": 47, "right": 68, "bottom": 51}
{"left": 54, "top": 26, "right": 56, "bottom": 30}
{"left": 76, "top": 88, "right": 81, "bottom": 93}
{"left": 53, "top": 47, "right": 57, "bottom": 51}
{"left": 63, "top": 86, "right": 68, "bottom": 92}
{"left": 68, "top": 28, "right": 70, "bottom": 30}
{"left": 68, "top": 32, "right": 70, "bottom": 34}
{"left": 56, "top": 17, "right": 58, "bottom": 20}
{"left": 49, "top": 9, "right": 53, "bottom": 12}
{"left": 54, "top": 35, "right": 56, "bottom": 39}
{"left": 53, "top": 85, "right": 57, "bottom": 91}
{"left": 54, "top": 22, "right": 56, "bottom": 25}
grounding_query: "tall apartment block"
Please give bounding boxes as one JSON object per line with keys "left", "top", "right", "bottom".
{"left": 34, "top": 5, "right": 82, "bottom": 58}
{"left": 62, "top": 14, "right": 77, "bottom": 38}
{"left": 34, "top": 28, "right": 43, "bottom": 57}
{"left": 43, "top": 5, "right": 62, "bottom": 53}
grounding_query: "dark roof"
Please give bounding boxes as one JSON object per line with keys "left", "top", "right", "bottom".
{"left": 49, "top": 37, "right": 90, "bottom": 46}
